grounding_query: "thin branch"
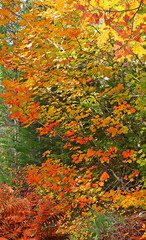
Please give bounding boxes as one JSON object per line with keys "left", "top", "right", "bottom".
{"left": 86, "top": 203, "right": 99, "bottom": 213}
{"left": 74, "top": 36, "right": 84, "bottom": 51}
{"left": 90, "top": 0, "right": 144, "bottom": 13}
{"left": 128, "top": 0, "right": 144, "bottom": 40}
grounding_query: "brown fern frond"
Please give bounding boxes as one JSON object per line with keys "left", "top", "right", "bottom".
{"left": 1, "top": 198, "right": 31, "bottom": 223}
{"left": 0, "top": 185, "right": 69, "bottom": 240}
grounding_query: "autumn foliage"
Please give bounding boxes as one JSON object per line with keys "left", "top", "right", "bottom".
{"left": 0, "top": 0, "right": 145, "bottom": 238}
{"left": 0, "top": 184, "right": 69, "bottom": 239}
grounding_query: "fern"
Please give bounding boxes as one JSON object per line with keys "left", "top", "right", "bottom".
{"left": 0, "top": 184, "right": 69, "bottom": 240}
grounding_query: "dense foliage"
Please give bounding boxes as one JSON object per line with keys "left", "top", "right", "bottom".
{"left": 0, "top": 0, "right": 145, "bottom": 239}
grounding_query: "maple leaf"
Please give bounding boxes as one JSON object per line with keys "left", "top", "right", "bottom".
{"left": 97, "top": 28, "right": 110, "bottom": 47}
{"left": 74, "top": 3, "right": 86, "bottom": 11}
{"left": 88, "top": 13, "right": 100, "bottom": 24}
{"left": 100, "top": 172, "right": 109, "bottom": 182}
{"left": 133, "top": 42, "right": 146, "bottom": 57}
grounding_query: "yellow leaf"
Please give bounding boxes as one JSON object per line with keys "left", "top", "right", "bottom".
{"left": 90, "top": 0, "right": 99, "bottom": 8}
{"left": 99, "top": 0, "right": 120, "bottom": 9}
{"left": 80, "top": 0, "right": 86, "bottom": 6}
{"left": 97, "top": 29, "right": 110, "bottom": 46}
{"left": 133, "top": 42, "right": 146, "bottom": 57}
{"left": 134, "top": 15, "right": 145, "bottom": 30}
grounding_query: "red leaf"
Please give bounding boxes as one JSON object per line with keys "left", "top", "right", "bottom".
{"left": 66, "top": 131, "right": 75, "bottom": 137}
{"left": 123, "top": 14, "right": 130, "bottom": 24}
{"left": 88, "top": 13, "right": 100, "bottom": 24}
{"left": 104, "top": 15, "right": 113, "bottom": 26}
{"left": 14, "top": 112, "right": 21, "bottom": 117}
{"left": 74, "top": 3, "right": 86, "bottom": 12}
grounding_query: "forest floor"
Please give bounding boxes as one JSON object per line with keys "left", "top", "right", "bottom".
{"left": 99, "top": 211, "right": 146, "bottom": 240}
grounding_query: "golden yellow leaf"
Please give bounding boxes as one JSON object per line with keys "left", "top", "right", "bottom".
{"left": 97, "top": 29, "right": 110, "bottom": 46}
{"left": 133, "top": 42, "right": 146, "bottom": 57}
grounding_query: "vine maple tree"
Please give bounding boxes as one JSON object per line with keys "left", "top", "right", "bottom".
{"left": 0, "top": 0, "right": 145, "bottom": 222}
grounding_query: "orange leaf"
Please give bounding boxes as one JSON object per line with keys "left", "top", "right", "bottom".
{"left": 100, "top": 171, "right": 109, "bottom": 182}
{"left": 86, "top": 149, "right": 95, "bottom": 158}
{"left": 63, "top": 143, "right": 71, "bottom": 148}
